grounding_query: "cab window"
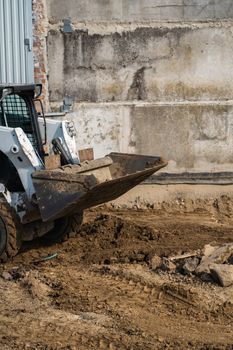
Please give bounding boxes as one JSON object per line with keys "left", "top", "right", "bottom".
{"left": 0, "top": 94, "right": 36, "bottom": 147}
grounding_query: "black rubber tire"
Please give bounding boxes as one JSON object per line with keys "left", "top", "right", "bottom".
{"left": 0, "top": 198, "right": 22, "bottom": 262}
{"left": 41, "top": 212, "right": 83, "bottom": 244}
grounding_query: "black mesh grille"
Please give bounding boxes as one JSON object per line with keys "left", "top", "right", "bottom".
{"left": 0, "top": 94, "right": 36, "bottom": 147}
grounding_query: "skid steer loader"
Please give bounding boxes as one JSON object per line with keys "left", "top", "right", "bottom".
{"left": 0, "top": 84, "right": 167, "bottom": 261}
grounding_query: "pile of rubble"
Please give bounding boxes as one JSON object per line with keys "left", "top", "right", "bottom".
{"left": 151, "top": 243, "right": 233, "bottom": 287}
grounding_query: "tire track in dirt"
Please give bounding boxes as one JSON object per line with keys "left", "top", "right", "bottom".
{"left": 45, "top": 264, "right": 233, "bottom": 348}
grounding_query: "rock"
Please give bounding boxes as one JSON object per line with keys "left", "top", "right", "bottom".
{"left": 1, "top": 271, "right": 13, "bottom": 281}
{"left": 151, "top": 255, "right": 162, "bottom": 271}
{"left": 202, "top": 244, "right": 217, "bottom": 257}
{"left": 110, "top": 257, "right": 118, "bottom": 264}
{"left": 135, "top": 254, "right": 145, "bottom": 262}
{"left": 10, "top": 267, "right": 27, "bottom": 280}
{"left": 124, "top": 257, "right": 130, "bottom": 264}
{"left": 183, "top": 257, "right": 200, "bottom": 275}
{"left": 160, "top": 258, "right": 176, "bottom": 272}
{"left": 210, "top": 264, "right": 233, "bottom": 287}
{"left": 196, "top": 243, "right": 233, "bottom": 274}
{"left": 200, "top": 272, "right": 214, "bottom": 283}
{"left": 157, "top": 336, "right": 164, "bottom": 343}
{"left": 227, "top": 254, "right": 233, "bottom": 264}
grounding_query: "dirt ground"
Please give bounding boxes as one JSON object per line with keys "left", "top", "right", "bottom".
{"left": 0, "top": 208, "right": 233, "bottom": 350}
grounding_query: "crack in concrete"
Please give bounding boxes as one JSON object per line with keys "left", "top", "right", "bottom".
{"left": 143, "top": 2, "right": 212, "bottom": 10}
{"left": 140, "top": 1, "right": 220, "bottom": 18}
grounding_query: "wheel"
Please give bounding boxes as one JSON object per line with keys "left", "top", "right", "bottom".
{"left": 41, "top": 212, "right": 83, "bottom": 244}
{"left": 0, "top": 198, "right": 22, "bottom": 262}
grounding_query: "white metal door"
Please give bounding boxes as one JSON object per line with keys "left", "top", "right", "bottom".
{"left": 0, "top": 0, "right": 33, "bottom": 84}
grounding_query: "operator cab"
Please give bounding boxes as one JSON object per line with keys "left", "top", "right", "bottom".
{"left": 0, "top": 84, "right": 44, "bottom": 157}
{"left": 0, "top": 84, "right": 77, "bottom": 166}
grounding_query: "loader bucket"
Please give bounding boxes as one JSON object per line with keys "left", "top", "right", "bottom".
{"left": 32, "top": 153, "right": 167, "bottom": 222}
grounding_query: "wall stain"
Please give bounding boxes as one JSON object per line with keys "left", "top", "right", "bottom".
{"left": 127, "top": 67, "right": 147, "bottom": 101}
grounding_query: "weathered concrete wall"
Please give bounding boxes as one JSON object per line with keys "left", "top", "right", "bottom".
{"left": 55, "top": 101, "right": 233, "bottom": 173}
{"left": 48, "top": 0, "right": 233, "bottom": 22}
{"left": 46, "top": 0, "right": 233, "bottom": 175}
{"left": 48, "top": 24, "right": 233, "bottom": 103}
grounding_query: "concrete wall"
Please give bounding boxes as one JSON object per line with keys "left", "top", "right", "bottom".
{"left": 48, "top": 24, "right": 233, "bottom": 103}
{"left": 48, "top": 0, "right": 233, "bottom": 22}
{"left": 58, "top": 102, "right": 233, "bottom": 173}
{"left": 46, "top": 0, "right": 233, "bottom": 174}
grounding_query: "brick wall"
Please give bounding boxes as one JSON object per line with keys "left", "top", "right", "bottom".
{"left": 32, "top": 0, "right": 49, "bottom": 109}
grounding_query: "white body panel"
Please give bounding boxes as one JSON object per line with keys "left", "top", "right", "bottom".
{"left": 0, "top": 126, "right": 43, "bottom": 198}
{"left": 38, "top": 117, "right": 79, "bottom": 163}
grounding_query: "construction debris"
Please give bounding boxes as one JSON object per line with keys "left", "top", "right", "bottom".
{"left": 196, "top": 243, "right": 233, "bottom": 274}
{"left": 32, "top": 252, "right": 59, "bottom": 264}
{"left": 183, "top": 257, "right": 200, "bottom": 274}
{"left": 1, "top": 271, "right": 12, "bottom": 281}
{"left": 210, "top": 264, "right": 233, "bottom": 287}
{"left": 151, "top": 255, "right": 162, "bottom": 271}
{"left": 170, "top": 251, "right": 199, "bottom": 261}
{"left": 151, "top": 243, "right": 233, "bottom": 287}
{"left": 160, "top": 258, "right": 177, "bottom": 272}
